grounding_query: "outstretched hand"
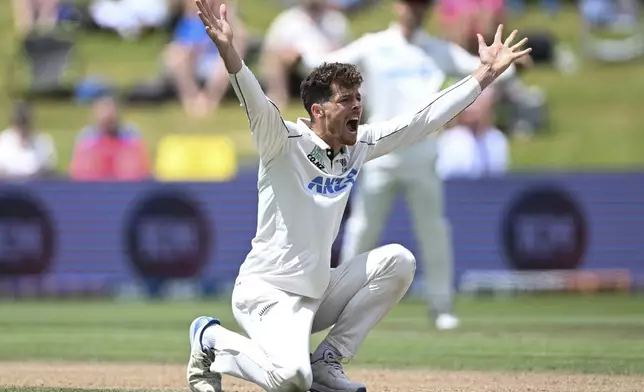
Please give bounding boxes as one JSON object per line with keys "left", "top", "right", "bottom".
{"left": 195, "top": 0, "right": 233, "bottom": 49}
{"left": 477, "top": 25, "right": 531, "bottom": 75}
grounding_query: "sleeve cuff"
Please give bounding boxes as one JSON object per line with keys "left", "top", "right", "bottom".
{"left": 469, "top": 75, "right": 483, "bottom": 95}
{"left": 229, "top": 60, "right": 249, "bottom": 77}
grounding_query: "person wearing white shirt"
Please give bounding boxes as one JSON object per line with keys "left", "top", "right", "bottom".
{"left": 302, "top": 0, "right": 516, "bottom": 331}
{"left": 260, "top": 0, "right": 350, "bottom": 107}
{"left": 0, "top": 100, "right": 57, "bottom": 180}
{"left": 437, "top": 87, "right": 510, "bottom": 179}
{"left": 187, "top": 2, "right": 529, "bottom": 392}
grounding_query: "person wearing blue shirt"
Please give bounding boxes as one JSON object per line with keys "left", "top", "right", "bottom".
{"left": 164, "top": 0, "right": 247, "bottom": 117}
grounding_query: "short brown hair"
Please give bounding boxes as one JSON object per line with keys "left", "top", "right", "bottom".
{"left": 300, "top": 62, "right": 363, "bottom": 119}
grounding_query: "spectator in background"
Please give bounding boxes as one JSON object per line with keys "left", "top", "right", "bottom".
{"left": 436, "top": 88, "right": 509, "bottom": 179}
{"left": 0, "top": 100, "right": 57, "bottom": 180}
{"left": 70, "top": 95, "right": 150, "bottom": 181}
{"left": 88, "top": 0, "right": 174, "bottom": 40}
{"left": 261, "top": 0, "right": 351, "bottom": 107}
{"left": 437, "top": 0, "right": 506, "bottom": 55}
{"left": 437, "top": 0, "right": 547, "bottom": 138}
{"left": 163, "top": 0, "right": 247, "bottom": 117}
{"left": 12, "top": 0, "right": 61, "bottom": 35}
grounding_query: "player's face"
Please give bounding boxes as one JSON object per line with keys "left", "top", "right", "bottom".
{"left": 319, "top": 83, "right": 362, "bottom": 147}
{"left": 93, "top": 97, "right": 119, "bottom": 131}
{"left": 395, "top": 0, "right": 430, "bottom": 31}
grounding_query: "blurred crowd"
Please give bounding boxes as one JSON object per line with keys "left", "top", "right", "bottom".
{"left": 2, "top": 0, "right": 641, "bottom": 182}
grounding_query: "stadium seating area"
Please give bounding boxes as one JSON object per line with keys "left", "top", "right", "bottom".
{"left": 0, "top": 0, "right": 643, "bottom": 181}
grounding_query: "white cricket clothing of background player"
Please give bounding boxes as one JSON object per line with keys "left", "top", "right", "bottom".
{"left": 303, "top": 0, "right": 517, "bottom": 330}
{"left": 188, "top": 1, "right": 530, "bottom": 391}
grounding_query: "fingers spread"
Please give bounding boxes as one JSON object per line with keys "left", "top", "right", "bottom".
{"left": 511, "top": 37, "right": 529, "bottom": 51}
{"left": 195, "top": 0, "right": 208, "bottom": 18}
{"left": 504, "top": 29, "right": 518, "bottom": 47}
{"left": 197, "top": 11, "right": 210, "bottom": 27}
{"left": 202, "top": 0, "right": 217, "bottom": 22}
{"left": 220, "top": 3, "right": 228, "bottom": 21}
{"left": 494, "top": 24, "right": 503, "bottom": 44}
{"left": 477, "top": 33, "right": 486, "bottom": 48}
{"left": 513, "top": 48, "right": 533, "bottom": 59}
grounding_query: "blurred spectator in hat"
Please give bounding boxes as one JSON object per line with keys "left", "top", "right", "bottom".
{"left": 260, "top": 0, "right": 351, "bottom": 108}
{"left": 0, "top": 100, "right": 57, "bottom": 180}
{"left": 70, "top": 95, "right": 150, "bottom": 181}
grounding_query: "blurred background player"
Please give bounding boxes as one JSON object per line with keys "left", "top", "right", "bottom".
{"left": 260, "top": 0, "right": 351, "bottom": 108}
{"left": 304, "top": 0, "right": 519, "bottom": 330}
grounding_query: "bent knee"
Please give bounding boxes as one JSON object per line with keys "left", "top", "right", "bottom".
{"left": 380, "top": 244, "right": 417, "bottom": 283}
{"left": 274, "top": 364, "right": 312, "bottom": 391}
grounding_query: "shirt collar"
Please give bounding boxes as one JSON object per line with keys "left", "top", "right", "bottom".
{"left": 296, "top": 118, "right": 347, "bottom": 158}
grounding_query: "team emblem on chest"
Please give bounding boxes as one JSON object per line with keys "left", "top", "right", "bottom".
{"left": 307, "top": 169, "right": 358, "bottom": 195}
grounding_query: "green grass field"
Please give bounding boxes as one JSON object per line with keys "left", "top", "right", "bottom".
{"left": 1, "top": 294, "right": 644, "bottom": 370}
{"left": 2, "top": 294, "right": 644, "bottom": 391}
{"left": 1, "top": 2, "right": 644, "bottom": 173}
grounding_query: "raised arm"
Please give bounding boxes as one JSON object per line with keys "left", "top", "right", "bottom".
{"left": 362, "top": 25, "right": 530, "bottom": 161}
{"left": 196, "top": 0, "right": 288, "bottom": 161}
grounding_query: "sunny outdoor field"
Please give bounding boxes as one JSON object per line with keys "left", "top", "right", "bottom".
{"left": 1, "top": 1, "right": 644, "bottom": 172}
{"left": 2, "top": 294, "right": 644, "bottom": 391}
{"left": 2, "top": 1, "right": 644, "bottom": 392}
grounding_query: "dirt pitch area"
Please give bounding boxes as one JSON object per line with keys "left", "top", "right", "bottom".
{"left": 2, "top": 362, "right": 644, "bottom": 392}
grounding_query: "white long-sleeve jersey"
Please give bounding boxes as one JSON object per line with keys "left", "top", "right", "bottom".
{"left": 230, "top": 62, "right": 481, "bottom": 298}
{"left": 304, "top": 24, "right": 514, "bottom": 162}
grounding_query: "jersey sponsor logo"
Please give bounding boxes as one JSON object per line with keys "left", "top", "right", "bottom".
{"left": 307, "top": 146, "right": 326, "bottom": 171}
{"left": 307, "top": 169, "right": 358, "bottom": 195}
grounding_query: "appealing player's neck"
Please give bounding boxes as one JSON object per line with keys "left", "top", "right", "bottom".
{"left": 309, "top": 121, "right": 344, "bottom": 154}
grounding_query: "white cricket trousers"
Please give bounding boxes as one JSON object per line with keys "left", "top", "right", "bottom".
{"left": 209, "top": 244, "right": 415, "bottom": 392}
{"left": 340, "top": 139, "right": 455, "bottom": 315}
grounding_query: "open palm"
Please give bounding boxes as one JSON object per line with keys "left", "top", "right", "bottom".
{"left": 195, "top": 0, "right": 233, "bottom": 48}
{"left": 478, "top": 25, "right": 531, "bottom": 75}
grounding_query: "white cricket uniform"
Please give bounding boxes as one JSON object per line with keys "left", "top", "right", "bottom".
{"left": 206, "top": 62, "right": 483, "bottom": 391}
{"left": 304, "top": 24, "right": 515, "bottom": 314}
{"left": 263, "top": 6, "right": 350, "bottom": 70}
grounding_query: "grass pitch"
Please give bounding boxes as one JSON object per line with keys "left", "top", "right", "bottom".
{"left": 1, "top": 294, "right": 644, "bottom": 391}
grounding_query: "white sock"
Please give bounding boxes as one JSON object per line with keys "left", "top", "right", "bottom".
{"left": 201, "top": 323, "right": 220, "bottom": 350}
{"left": 201, "top": 323, "right": 282, "bottom": 391}
{"left": 312, "top": 340, "right": 341, "bottom": 362}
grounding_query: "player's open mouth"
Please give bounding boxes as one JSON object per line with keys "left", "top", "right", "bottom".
{"left": 346, "top": 118, "right": 359, "bottom": 133}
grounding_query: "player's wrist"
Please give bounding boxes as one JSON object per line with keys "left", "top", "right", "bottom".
{"left": 472, "top": 64, "right": 499, "bottom": 90}
{"left": 218, "top": 43, "right": 243, "bottom": 75}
